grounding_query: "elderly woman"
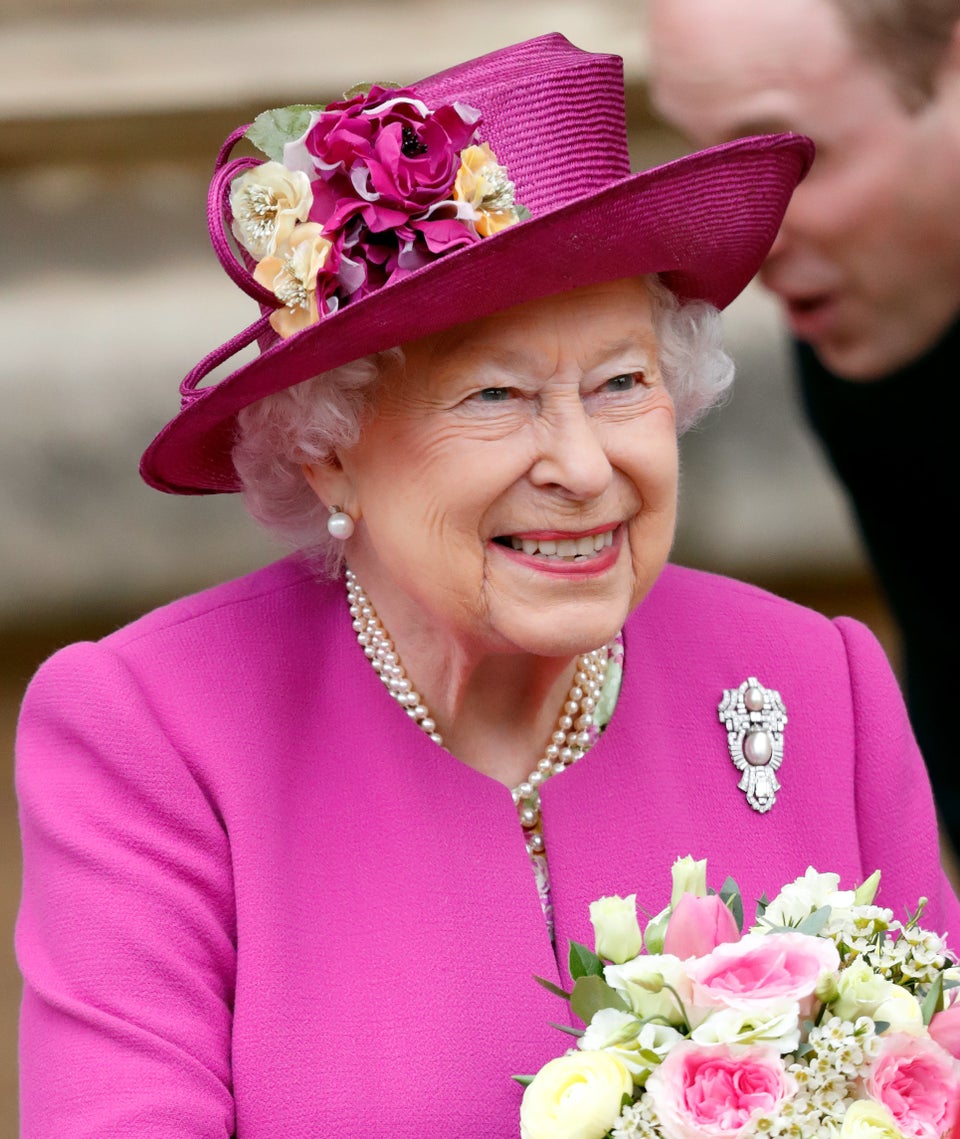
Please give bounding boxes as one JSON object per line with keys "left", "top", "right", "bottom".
{"left": 16, "top": 33, "right": 960, "bottom": 1138}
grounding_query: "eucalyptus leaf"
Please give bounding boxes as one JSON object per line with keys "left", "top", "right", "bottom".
{"left": 922, "top": 973, "right": 945, "bottom": 1025}
{"left": 547, "top": 1021, "right": 585, "bottom": 1038}
{"left": 512, "top": 1074, "right": 535, "bottom": 1087}
{"left": 245, "top": 104, "right": 325, "bottom": 161}
{"left": 570, "top": 975, "right": 628, "bottom": 1024}
{"left": 719, "top": 877, "right": 744, "bottom": 931}
{"left": 569, "top": 940, "right": 605, "bottom": 981}
{"left": 533, "top": 974, "right": 571, "bottom": 1001}
{"left": 795, "top": 906, "right": 832, "bottom": 937}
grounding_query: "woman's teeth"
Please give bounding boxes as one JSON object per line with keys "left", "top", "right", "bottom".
{"left": 509, "top": 530, "right": 614, "bottom": 560}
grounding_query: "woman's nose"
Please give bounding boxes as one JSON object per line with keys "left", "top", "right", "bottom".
{"left": 528, "top": 402, "right": 613, "bottom": 500}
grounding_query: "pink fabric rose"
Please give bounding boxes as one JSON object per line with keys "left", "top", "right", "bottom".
{"left": 300, "top": 87, "right": 480, "bottom": 217}
{"left": 929, "top": 1001, "right": 960, "bottom": 1060}
{"left": 684, "top": 932, "right": 839, "bottom": 1015}
{"left": 865, "top": 1033, "right": 960, "bottom": 1139}
{"left": 664, "top": 894, "right": 741, "bottom": 961}
{"left": 646, "top": 1041, "right": 797, "bottom": 1139}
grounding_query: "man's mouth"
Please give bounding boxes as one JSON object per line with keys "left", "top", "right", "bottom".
{"left": 493, "top": 527, "right": 617, "bottom": 562}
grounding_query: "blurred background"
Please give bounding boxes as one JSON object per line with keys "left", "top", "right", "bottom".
{"left": 0, "top": 0, "right": 889, "bottom": 1128}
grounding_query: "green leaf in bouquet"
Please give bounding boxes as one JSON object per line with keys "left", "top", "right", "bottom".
{"left": 719, "top": 877, "right": 744, "bottom": 932}
{"left": 512, "top": 1074, "right": 535, "bottom": 1087}
{"left": 533, "top": 974, "right": 571, "bottom": 1002}
{"left": 570, "top": 975, "right": 628, "bottom": 1025}
{"left": 245, "top": 104, "right": 325, "bottom": 161}
{"left": 547, "top": 1022, "right": 585, "bottom": 1038}
{"left": 795, "top": 906, "right": 832, "bottom": 937}
{"left": 755, "top": 893, "right": 770, "bottom": 920}
{"left": 569, "top": 940, "right": 606, "bottom": 980}
{"left": 921, "top": 972, "right": 945, "bottom": 1025}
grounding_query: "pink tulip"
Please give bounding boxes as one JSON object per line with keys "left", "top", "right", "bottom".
{"left": 663, "top": 893, "right": 740, "bottom": 960}
{"left": 930, "top": 1001, "right": 960, "bottom": 1059}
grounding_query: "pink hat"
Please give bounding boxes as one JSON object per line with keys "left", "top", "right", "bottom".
{"left": 140, "top": 33, "right": 813, "bottom": 495}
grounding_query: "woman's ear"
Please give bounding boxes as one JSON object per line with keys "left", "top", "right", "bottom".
{"left": 300, "top": 455, "right": 361, "bottom": 522}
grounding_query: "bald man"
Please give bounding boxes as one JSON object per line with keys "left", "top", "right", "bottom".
{"left": 647, "top": 0, "right": 960, "bottom": 853}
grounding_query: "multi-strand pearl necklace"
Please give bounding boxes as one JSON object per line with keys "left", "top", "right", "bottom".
{"left": 346, "top": 568, "right": 609, "bottom": 855}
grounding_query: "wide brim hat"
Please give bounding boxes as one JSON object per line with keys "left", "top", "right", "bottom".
{"left": 141, "top": 33, "right": 813, "bottom": 495}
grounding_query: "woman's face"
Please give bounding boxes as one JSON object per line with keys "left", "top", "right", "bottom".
{"left": 309, "top": 277, "right": 679, "bottom": 661}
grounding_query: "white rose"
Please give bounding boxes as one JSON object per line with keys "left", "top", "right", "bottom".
{"left": 579, "top": 1008, "right": 682, "bottom": 1079}
{"left": 604, "top": 954, "right": 691, "bottom": 1026}
{"left": 230, "top": 161, "right": 313, "bottom": 260}
{"left": 690, "top": 1000, "right": 801, "bottom": 1053}
{"left": 759, "top": 866, "right": 855, "bottom": 929}
{"left": 520, "top": 1051, "right": 633, "bottom": 1139}
{"left": 832, "top": 960, "right": 921, "bottom": 1030}
{"left": 590, "top": 895, "right": 643, "bottom": 964}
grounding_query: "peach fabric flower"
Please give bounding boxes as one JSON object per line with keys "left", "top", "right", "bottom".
{"left": 865, "top": 1033, "right": 960, "bottom": 1139}
{"left": 253, "top": 223, "right": 335, "bottom": 338}
{"left": 453, "top": 143, "right": 523, "bottom": 236}
{"left": 230, "top": 161, "right": 312, "bottom": 260}
{"left": 684, "top": 931, "right": 839, "bottom": 1016}
{"left": 646, "top": 1041, "right": 797, "bottom": 1139}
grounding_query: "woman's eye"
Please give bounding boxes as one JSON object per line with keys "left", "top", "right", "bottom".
{"left": 603, "top": 372, "right": 642, "bottom": 393}
{"left": 476, "top": 387, "right": 512, "bottom": 402}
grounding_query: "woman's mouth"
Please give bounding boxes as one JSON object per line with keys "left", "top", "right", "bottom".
{"left": 498, "top": 529, "right": 615, "bottom": 561}
{"left": 491, "top": 525, "right": 621, "bottom": 574}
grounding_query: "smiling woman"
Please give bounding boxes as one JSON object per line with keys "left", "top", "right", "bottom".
{"left": 15, "top": 32, "right": 960, "bottom": 1139}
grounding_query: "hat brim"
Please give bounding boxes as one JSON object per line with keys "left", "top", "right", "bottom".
{"left": 141, "top": 132, "right": 813, "bottom": 494}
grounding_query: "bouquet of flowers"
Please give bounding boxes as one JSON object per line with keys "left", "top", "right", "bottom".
{"left": 517, "top": 859, "right": 960, "bottom": 1139}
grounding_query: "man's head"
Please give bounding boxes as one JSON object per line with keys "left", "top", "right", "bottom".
{"left": 647, "top": 0, "right": 960, "bottom": 379}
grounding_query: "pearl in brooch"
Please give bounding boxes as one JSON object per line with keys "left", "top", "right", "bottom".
{"left": 345, "top": 568, "right": 610, "bottom": 854}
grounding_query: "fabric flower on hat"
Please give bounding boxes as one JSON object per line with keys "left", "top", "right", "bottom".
{"left": 453, "top": 142, "right": 526, "bottom": 236}
{"left": 229, "top": 161, "right": 313, "bottom": 260}
{"left": 253, "top": 223, "right": 338, "bottom": 337}
{"left": 227, "top": 84, "right": 528, "bottom": 338}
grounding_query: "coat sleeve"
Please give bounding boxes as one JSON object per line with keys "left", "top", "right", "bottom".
{"left": 836, "top": 616, "right": 960, "bottom": 947}
{"left": 16, "top": 641, "right": 237, "bottom": 1138}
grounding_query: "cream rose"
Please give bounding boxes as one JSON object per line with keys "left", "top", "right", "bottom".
{"left": 520, "top": 1051, "right": 633, "bottom": 1139}
{"left": 832, "top": 961, "right": 923, "bottom": 1031}
{"left": 230, "top": 161, "right": 313, "bottom": 260}
{"left": 759, "top": 867, "right": 855, "bottom": 929}
{"left": 590, "top": 894, "right": 643, "bottom": 964}
{"left": 840, "top": 1100, "right": 906, "bottom": 1139}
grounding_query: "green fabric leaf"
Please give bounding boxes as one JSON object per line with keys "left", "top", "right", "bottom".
{"left": 245, "top": 104, "right": 325, "bottom": 161}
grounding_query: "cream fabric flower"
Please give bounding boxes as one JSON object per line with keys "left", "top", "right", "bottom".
{"left": 231, "top": 161, "right": 313, "bottom": 260}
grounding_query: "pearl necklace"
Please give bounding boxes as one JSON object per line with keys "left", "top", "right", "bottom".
{"left": 346, "top": 568, "right": 610, "bottom": 855}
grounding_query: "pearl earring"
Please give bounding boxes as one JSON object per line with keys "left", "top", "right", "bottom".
{"left": 327, "top": 505, "right": 355, "bottom": 541}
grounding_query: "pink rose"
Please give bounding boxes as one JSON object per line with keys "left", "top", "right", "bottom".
{"left": 646, "top": 1041, "right": 797, "bottom": 1139}
{"left": 929, "top": 1002, "right": 960, "bottom": 1060}
{"left": 684, "top": 932, "right": 839, "bottom": 1015}
{"left": 664, "top": 894, "right": 741, "bottom": 961}
{"left": 865, "top": 1033, "right": 960, "bottom": 1139}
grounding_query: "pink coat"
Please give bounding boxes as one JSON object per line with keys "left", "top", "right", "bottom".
{"left": 16, "top": 557, "right": 960, "bottom": 1137}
